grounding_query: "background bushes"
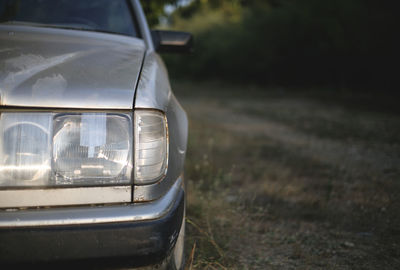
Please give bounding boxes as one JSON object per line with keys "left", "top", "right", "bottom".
{"left": 147, "top": 0, "right": 398, "bottom": 91}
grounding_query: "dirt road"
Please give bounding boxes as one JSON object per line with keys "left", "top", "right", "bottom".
{"left": 173, "top": 81, "right": 400, "bottom": 269}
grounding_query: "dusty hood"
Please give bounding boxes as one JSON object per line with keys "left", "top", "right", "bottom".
{"left": 0, "top": 24, "right": 146, "bottom": 109}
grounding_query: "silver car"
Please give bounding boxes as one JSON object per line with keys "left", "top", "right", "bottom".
{"left": 0, "top": 0, "right": 191, "bottom": 269}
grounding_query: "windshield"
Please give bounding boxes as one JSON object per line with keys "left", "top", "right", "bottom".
{"left": 0, "top": 0, "right": 139, "bottom": 37}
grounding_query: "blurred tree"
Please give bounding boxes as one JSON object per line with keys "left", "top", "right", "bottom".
{"left": 161, "top": 0, "right": 398, "bottom": 91}
{"left": 140, "top": 0, "right": 179, "bottom": 27}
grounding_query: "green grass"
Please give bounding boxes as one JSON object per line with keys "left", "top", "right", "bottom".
{"left": 172, "top": 80, "right": 400, "bottom": 269}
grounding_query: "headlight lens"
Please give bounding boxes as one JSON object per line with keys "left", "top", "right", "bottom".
{"left": 134, "top": 110, "right": 168, "bottom": 185}
{"left": 0, "top": 112, "right": 132, "bottom": 187}
{"left": 0, "top": 113, "right": 52, "bottom": 186}
{"left": 53, "top": 113, "right": 132, "bottom": 185}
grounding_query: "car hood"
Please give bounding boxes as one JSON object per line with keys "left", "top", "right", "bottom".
{"left": 0, "top": 24, "right": 146, "bottom": 109}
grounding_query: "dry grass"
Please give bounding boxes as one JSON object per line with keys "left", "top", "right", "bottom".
{"left": 173, "top": 80, "right": 400, "bottom": 270}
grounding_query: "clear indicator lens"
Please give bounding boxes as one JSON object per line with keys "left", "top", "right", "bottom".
{"left": 134, "top": 110, "right": 168, "bottom": 184}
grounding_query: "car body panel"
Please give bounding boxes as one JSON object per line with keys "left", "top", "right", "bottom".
{"left": 135, "top": 52, "right": 171, "bottom": 112}
{"left": 0, "top": 24, "right": 145, "bottom": 109}
{"left": 0, "top": 0, "right": 188, "bottom": 267}
{"left": 0, "top": 177, "right": 182, "bottom": 228}
{"left": 0, "top": 186, "right": 131, "bottom": 208}
{"left": 0, "top": 187, "right": 184, "bottom": 265}
{"left": 133, "top": 51, "right": 188, "bottom": 203}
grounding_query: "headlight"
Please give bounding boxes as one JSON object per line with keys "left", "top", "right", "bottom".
{"left": 53, "top": 113, "right": 132, "bottom": 185}
{"left": 134, "top": 110, "right": 168, "bottom": 185}
{"left": 0, "top": 112, "right": 133, "bottom": 187}
{"left": 0, "top": 113, "right": 52, "bottom": 187}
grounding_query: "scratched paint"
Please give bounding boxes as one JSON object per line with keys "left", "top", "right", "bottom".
{"left": 3, "top": 53, "right": 75, "bottom": 96}
{"left": 0, "top": 24, "right": 146, "bottom": 109}
{"left": 32, "top": 73, "right": 67, "bottom": 99}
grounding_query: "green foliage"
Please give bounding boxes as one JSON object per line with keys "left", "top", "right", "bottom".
{"left": 140, "top": 0, "right": 178, "bottom": 27}
{"left": 162, "top": 0, "right": 398, "bottom": 89}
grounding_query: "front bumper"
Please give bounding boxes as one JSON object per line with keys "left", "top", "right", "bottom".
{"left": 0, "top": 178, "right": 184, "bottom": 267}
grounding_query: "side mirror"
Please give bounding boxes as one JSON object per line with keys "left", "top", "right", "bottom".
{"left": 151, "top": 30, "right": 193, "bottom": 53}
